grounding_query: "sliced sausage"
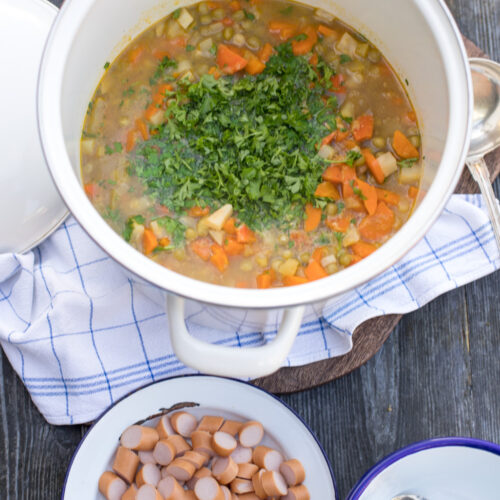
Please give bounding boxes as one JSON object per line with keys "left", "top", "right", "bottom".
{"left": 121, "top": 484, "right": 138, "bottom": 500}
{"left": 183, "top": 450, "right": 209, "bottom": 469}
{"left": 157, "top": 475, "right": 185, "bottom": 500}
{"left": 219, "top": 420, "right": 242, "bottom": 437}
{"left": 112, "top": 446, "right": 140, "bottom": 483}
{"left": 191, "top": 430, "right": 214, "bottom": 456}
{"left": 229, "top": 478, "right": 254, "bottom": 494}
{"left": 220, "top": 485, "right": 232, "bottom": 500}
{"left": 230, "top": 445, "right": 253, "bottom": 464}
{"left": 139, "top": 451, "right": 157, "bottom": 465}
{"left": 153, "top": 439, "right": 177, "bottom": 466}
{"left": 194, "top": 476, "right": 225, "bottom": 500}
{"left": 136, "top": 463, "right": 161, "bottom": 488}
{"left": 136, "top": 484, "right": 163, "bottom": 500}
{"left": 279, "top": 459, "right": 306, "bottom": 486}
{"left": 281, "top": 484, "right": 310, "bottom": 500}
{"left": 186, "top": 466, "right": 212, "bottom": 490}
{"left": 196, "top": 415, "right": 224, "bottom": 433}
{"left": 170, "top": 411, "right": 198, "bottom": 437}
{"left": 184, "top": 492, "right": 197, "bottom": 500}
{"left": 98, "top": 471, "right": 128, "bottom": 500}
{"left": 166, "top": 434, "right": 192, "bottom": 456}
{"left": 237, "top": 463, "right": 258, "bottom": 480}
{"left": 212, "top": 456, "right": 238, "bottom": 485}
{"left": 156, "top": 415, "right": 175, "bottom": 440}
{"left": 251, "top": 470, "right": 267, "bottom": 499}
{"left": 121, "top": 425, "right": 160, "bottom": 451}
{"left": 236, "top": 494, "right": 261, "bottom": 500}
{"left": 212, "top": 432, "right": 237, "bottom": 457}
{"left": 252, "top": 446, "right": 283, "bottom": 471}
{"left": 165, "top": 458, "right": 196, "bottom": 481}
{"left": 238, "top": 422, "right": 264, "bottom": 448}
{"left": 261, "top": 470, "right": 288, "bottom": 496}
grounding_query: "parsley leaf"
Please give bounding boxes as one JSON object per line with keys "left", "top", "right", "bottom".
{"left": 397, "top": 158, "right": 418, "bottom": 168}
{"left": 339, "top": 54, "right": 352, "bottom": 64}
{"left": 244, "top": 10, "right": 255, "bottom": 20}
{"left": 172, "top": 8, "right": 181, "bottom": 19}
{"left": 186, "top": 44, "right": 195, "bottom": 52}
{"left": 280, "top": 6, "right": 293, "bottom": 15}
{"left": 104, "top": 62, "right": 110, "bottom": 70}
{"left": 150, "top": 56, "right": 178, "bottom": 85}
{"left": 294, "top": 33, "right": 308, "bottom": 42}
{"left": 123, "top": 215, "right": 145, "bottom": 242}
{"left": 153, "top": 216, "right": 186, "bottom": 246}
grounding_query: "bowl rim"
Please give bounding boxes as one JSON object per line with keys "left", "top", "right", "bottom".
{"left": 346, "top": 436, "right": 500, "bottom": 499}
{"left": 61, "top": 374, "right": 338, "bottom": 499}
{"left": 38, "top": 0, "right": 473, "bottom": 309}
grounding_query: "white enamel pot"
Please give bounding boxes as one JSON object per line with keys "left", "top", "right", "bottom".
{"left": 38, "top": 0, "right": 472, "bottom": 379}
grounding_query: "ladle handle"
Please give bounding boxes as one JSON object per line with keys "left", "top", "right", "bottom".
{"left": 467, "top": 158, "right": 500, "bottom": 250}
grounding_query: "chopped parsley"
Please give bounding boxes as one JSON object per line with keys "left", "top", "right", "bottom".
{"left": 332, "top": 150, "right": 362, "bottom": 166}
{"left": 123, "top": 87, "right": 135, "bottom": 97}
{"left": 244, "top": 10, "right": 255, "bottom": 20}
{"left": 336, "top": 201, "right": 345, "bottom": 213}
{"left": 397, "top": 158, "right": 418, "bottom": 168}
{"left": 103, "top": 208, "right": 121, "bottom": 225}
{"left": 293, "top": 33, "right": 308, "bottom": 42}
{"left": 350, "top": 180, "right": 367, "bottom": 200}
{"left": 209, "top": 44, "right": 218, "bottom": 56}
{"left": 339, "top": 54, "right": 352, "bottom": 64}
{"left": 280, "top": 6, "right": 293, "bottom": 15}
{"left": 154, "top": 216, "right": 186, "bottom": 246}
{"left": 186, "top": 44, "right": 195, "bottom": 52}
{"left": 316, "top": 233, "right": 331, "bottom": 245}
{"left": 129, "top": 43, "right": 339, "bottom": 230}
{"left": 105, "top": 142, "right": 123, "bottom": 155}
{"left": 150, "top": 56, "right": 178, "bottom": 85}
{"left": 104, "top": 61, "right": 110, "bottom": 70}
{"left": 123, "top": 215, "right": 145, "bottom": 241}
{"left": 172, "top": 8, "right": 181, "bottom": 19}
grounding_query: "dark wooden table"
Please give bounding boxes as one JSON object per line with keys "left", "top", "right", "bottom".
{"left": 1, "top": 1, "right": 499, "bottom": 498}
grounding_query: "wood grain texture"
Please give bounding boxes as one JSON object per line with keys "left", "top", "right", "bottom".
{"left": 0, "top": 1, "right": 498, "bottom": 499}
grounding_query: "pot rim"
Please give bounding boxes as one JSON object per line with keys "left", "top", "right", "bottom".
{"left": 37, "top": 0, "right": 473, "bottom": 310}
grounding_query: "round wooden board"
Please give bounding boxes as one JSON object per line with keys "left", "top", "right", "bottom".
{"left": 253, "top": 37, "right": 500, "bottom": 394}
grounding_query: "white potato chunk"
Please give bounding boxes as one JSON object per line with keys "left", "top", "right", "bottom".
{"left": 199, "top": 37, "right": 213, "bottom": 53}
{"left": 177, "top": 8, "right": 194, "bottom": 30}
{"left": 150, "top": 221, "right": 166, "bottom": 239}
{"left": 206, "top": 204, "right": 233, "bottom": 230}
{"left": 342, "top": 225, "right": 361, "bottom": 247}
{"left": 130, "top": 224, "right": 145, "bottom": 249}
{"left": 336, "top": 32, "right": 358, "bottom": 57}
{"left": 318, "top": 144, "right": 335, "bottom": 160}
{"left": 81, "top": 139, "right": 95, "bottom": 155}
{"left": 399, "top": 165, "right": 422, "bottom": 184}
{"left": 377, "top": 152, "right": 398, "bottom": 178}
{"left": 209, "top": 230, "right": 225, "bottom": 246}
{"left": 321, "top": 254, "right": 337, "bottom": 268}
{"left": 314, "top": 8, "right": 335, "bottom": 23}
{"left": 278, "top": 259, "right": 300, "bottom": 277}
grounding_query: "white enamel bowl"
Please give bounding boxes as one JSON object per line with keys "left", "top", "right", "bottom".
{"left": 347, "top": 437, "right": 500, "bottom": 500}
{"left": 38, "top": 0, "right": 472, "bottom": 378}
{"left": 62, "top": 375, "right": 337, "bottom": 499}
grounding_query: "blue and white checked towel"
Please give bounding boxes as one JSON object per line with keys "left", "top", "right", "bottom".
{"left": 0, "top": 194, "right": 498, "bottom": 425}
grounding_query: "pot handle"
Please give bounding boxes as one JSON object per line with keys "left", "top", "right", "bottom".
{"left": 167, "top": 294, "right": 305, "bottom": 378}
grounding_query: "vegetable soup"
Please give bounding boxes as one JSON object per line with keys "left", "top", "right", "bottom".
{"left": 81, "top": 0, "right": 422, "bottom": 289}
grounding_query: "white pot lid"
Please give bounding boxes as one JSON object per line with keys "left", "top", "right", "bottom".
{"left": 0, "top": 0, "right": 67, "bottom": 254}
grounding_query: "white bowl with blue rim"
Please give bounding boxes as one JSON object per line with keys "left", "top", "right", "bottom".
{"left": 62, "top": 375, "right": 337, "bottom": 499}
{"left": 347, "top": 437, "right": 500, "bottom": 500}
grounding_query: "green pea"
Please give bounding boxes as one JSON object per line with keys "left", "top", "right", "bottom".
{"left": 223, "top": 27, "right": 234, "bottom": 40}
{"left": 372, "top": 136, "right": 386, "bottom": 149}
{"left": 339, "top": 252, "right": 352, "bottom": 266}
{"left": 326, "top": 203, "right": 338, "bottom": 216}
{"left": 212, "top": 8, "right": 225, "bottom": 21}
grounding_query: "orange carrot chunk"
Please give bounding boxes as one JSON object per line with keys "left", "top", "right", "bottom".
{"left": 143, "top": 228, "right": 158, "bottom": 255}
{"left": 408, "top": 186, "right": 419, "bottom": 199}
{"left": 217, "top": 44, "right": 248, "bottom": 74}
{"left": 312, "top": 247, "right": 326, "bottom": 263}
{"left": 322, "top": 165, "right": 343, "bottom": 184}
{"left": 375, "top": 188, "right": 400, "bottom": 206}
{"left": 84, "top": 183, "right": 97, "bottom": 199}
{"left": 330, "top": 74, "right": 347, "bottom": 93}
{"left": 326, "top": 216, "right": 350, "bottom": 233}
{"left": 315, "top": 181, "right": 340, "bottom": 200}
{"left": 317, "top": 25, "right": 337, "bottom": 37}
{"left": 188, "top": 206, "right": 210, "bottom": 217}
{"left": 223, "top": 237, "right": 244, "bottom": 256}
{"left": 210, "top": 245, "right": 229, "bottom": 272}
{"left": 351, "top": 241, "right": 377, "bottom": 258}
{"left": 245, "top": 54, "right": 266, "bottom": 75}
{"left": 359, "top": 201, "right": 395, "bottom": 241}
{"left": 258, "top": 42, "right": 274, "bottom": 63}
{"left": 236, "top": 224, "right": 256, "bottom": 244}
{"left": 351, "top": 115, "right": 374, "bottom": 142}
{"left": 135, "top": 118, "right": 149, "bottom": 141}
{"left": 305, "top": 260, "right": 328, "bottom": 281}
{"left": 256, "top": 272, "right": 273, "bottom": 289}
{"left": 283, "top": 275, "right": 309, "bottom": 286}
{"left": 321, "top": 130, "right": 337, "bottom": 147}
{"left": 355, "top": 178, "right": 377, "bottom": 216}
{"left": 292, "top": 25, "right": 318, "bottom": 55}
{"left": 223, "top": 218, "right": 237, "bottom": 235}
{"left": 190, "top": 238, "right": 213, "bottom": 261}
{"left": 361, "top": 148, "right": 385, "bottom": 184}
{"left": 268, "top": 20, "right": 298, "bottom": 41}
{"left": 126, "top": 130, "right": 138, "bottom": 152}
{"left": 392, "top": 130, "right": 419, "bottom": 159}
{"left": 304, "top": 203, "right": 322, "bottom": 232}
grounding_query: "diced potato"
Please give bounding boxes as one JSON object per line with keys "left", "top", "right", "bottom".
{"left": 355, "top": 42, "right": 369, "bottom": 58}
{"left": 176, "top": 59, "right": 192, "bottom": 75}
{"left": 167, "top": 19, "right": 184, "bottom": 38}
{"left": 318, "top": 144, "right": 335, "bottom": 160}
{"left": 336, "top": 32, "right": 358, "bottom": 57}
{"left": 150, "top": 220, "right": 165, "bottom": 239}
{"left": 340, "top": 101, "right": 355, "bottom": 119}
{"left": 314, "top": 8, "right": 335, "bottom": 23}
{"left": 177, "top": 8, "right": 194, "bottom": 30}
{"left": 209, "top": 230, "right": 225, "bottom": 246}
{"left": 321, "top": 254, "right": 337, "bottom": 268}
{"left": 256, "top": 254, "right": 268, "bottom": 268}
{"left": 377, "top": 152, "right": 398, "bottom": 177}
{"left": 240, "top": 260, "right": 253, "bottom": 271}
{"left": 278, "top": 259, "right": 300, "bottom": 277}
{"left": 155, "top": 21, "right": 166, "bottom": 37}
{"left": 130, "top": 223, "right": 145, "bottom": 249}
{"left": 342, "top": 226, "right": 360, "bottom": 247}
{"left": 148, "top": 109, "right": 165, "bottom": 127}
{"left": 399, "top": 165, "right": 422, "bottom": 184}
{"left": 81, "top": 139, "right": 95, "bottom": 155}
{"left": 197, "top": 217, "right": 210, "bottom": 236}
{"left": 199, "top": 37, "right": 213, "bottom": 53}
{"left": 206, "top": 204, "right": 233, "bottom": 230}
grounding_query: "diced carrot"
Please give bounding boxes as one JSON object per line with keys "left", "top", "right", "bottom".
{"left": 236, "top": 224, "right": 256, "bottom": 243}
{"left": 352, "top": 115, "right": 374, "bottom": 142}
{"left": 190, "top": 238, "right": 213, "bottom": 261}
{"left": 289, "top": 231, "right": 310, "bottom": 246}
{"left": 315, "top": 181, "right": 340, "bottom": 200}
{"left": 245, "top": 54, "right": 266, "bottom": 75}
{"left": 135, "top": 118, "right": 149, "bottom": 141}
{"left": 129, "top": 46, "right": 145, "bottom": 64}
{"left": 223, "top": 217, "right": 237, "bottom": 235}
{"left": 229, "top": 0, "right": 241, "bottom": 11}
{"left": 351, "top": 241, "right": 377, "bottom": 258}
{"left": 159, "top": 237, "right": 171, "bottom": 247}
{"left": 305, "top": 259, "right": 328, "bottom": 281}
{"left": 207, "top": 1, "right": 220, "bottom": 9}
{"left": 217, "top": 44, "right": 248, "bottom": 74}
{"left": 292, "top": 25, "right": 318, "bottom": 55}
{"left": 408, "top": 186, "right": 419, "bottom": 199}
{"left": 335, "top": 127, "right": 350, "bottom": 142}
{"left": 84, "top": 183, "right": 97, "bottom": 199}
{"left": 322, "top": 165, "right": 343, "bottom": 184}
{"left": 208, "top": 66, "right": 222, "bottom": 79}
{"left": 326, "top": 216, "right": 350, "bottom": 233}
{"left": 283, "top": 275, "right": 309, "bottom": 286}
{"left": 210, "top": 245, "right": 229, "bottom": 272}
{"left": 375, "top": 188, "right": 400, "bottom": 206}
{"left": 304, "top": 203, "right": 322, "bottom": 232}
{"left": 126, "top": 130, "right": 138, "bottom": 152}
{"left": 152, "top": 49, "right": 170, "bottom": 61}
{"left": 321, "top": 130, "right": 337, "bottom": 147}
{"left": 406, "top": 111, "right": 417, "bottom": 122}
{"left": 359, "top": 201, "right": 395, "bottom": 241}
{"left": 268, "top": 20, "right": 298, "bottom": 41}
{"left": 223, "top": 237, "right": 244, "bottom": 256}
{"left": 361, "top": 148, "right": 385, "bottom": 184}
{"left": 392, "top": 130, "right": 419, "bottom": 159}
{"left": 222, "top": 17, "right": 234, "bottom": 26}
{"left": 309, "top": 53, "right": 318, "bottom": 66}
{"left": 312, "top": 247, "right": 326, "bottom": 263}
{"left": 188, "top": 206, "right": 210, "bottom": 217}
{"left": 348, "top": 254, "right": 363, "bottom": 266}
{"left": 344, "top": 196, "right": 366, "bottom": 213}
{"left": 143, "top": 228, "right": 159, "bottom": 255}
{"left": 258, "top": 42, "right": 274, "bottom": 63}
{"left": 256, "top": 271, "right": 274, "bottom": 289}
{"left": 145, "top": 104, "right": 162, "bottom": 122}
{"left": 330, "top": 74, "right": 347, "bottom": 93}
{"left": 355, "top": 178, "right": 377, "bottom": 215}
{"left": 236, "top": 281, "right": 248, "bottom": 288}
{"left": 317, "top": 24, "right": 337, "bottom": 37}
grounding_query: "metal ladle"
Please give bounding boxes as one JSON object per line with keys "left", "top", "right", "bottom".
{"left": 466, "top": 58, "right": 500, "bottom": 249}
